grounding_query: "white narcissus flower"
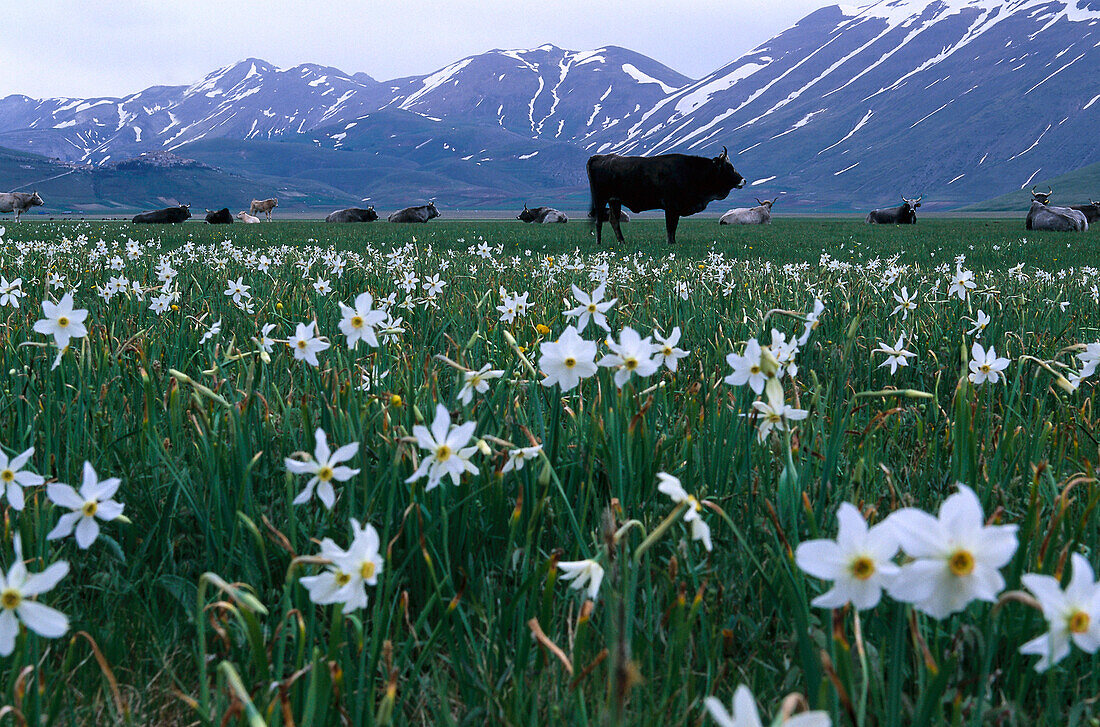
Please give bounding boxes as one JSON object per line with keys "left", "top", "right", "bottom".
{"left": 285, "top": 428, "right": 360, "bottom": 509}
{"left": 1019, "top": 553, "right": 1100, "bottom": 672}
{"left": 798, "top": 299, "right": 825, "bottom": 346}
{"left": 886, "top": 484, "right": 1018, "bottom": 619}
{"left": 299, "top": 519, "right": 384, "bottom": 612}
{"left": 599, "top": 327, "right": 660, "bottom": 388}
{"left": 539, "top": 326, "right": 598, "bottom": 392}
{"left": 0, "top": 447, "right": 44, "bottom": 511}
{"left": 656, "top": 473, "right": 711, "bottom": 551}
{"left": 46, "top": 462, "right": 125, "bottom": 549}
{"left": 288, "top": 321, "right": 330, "bottom": 366}
{"left": 501, "top": 445, "right": 542, "bottom": 473}
{"left": 704, "top": 684, "right": 831, "bottom": 727}
{"left": 968, "top": 343, "right": 1010, "bottom": 386}
{"left": 33, "top": 293, "right": 88, "bottom": 350}
{"left": 457, "top": 364, "right": 504, "bottom": 405}
{"left": 406, "top": 404, "right": 479, "bottom": 491}
{"left": 949, "top": 267, "right": 976, "bottom": 300}
{"left": 967, "top": 309, "right": 991, "bottom": 338}
{"left": 725, "top": 339, "right": 767, "bottom": 394}
{"left": 874, "top": 334, "right": 917, "bottom": 375}
{"left": 891, "top": 287, "right": 918, "bottom": 320}
{"left": 0, "top": 536, "right": 70, "bottom": 656}
{"left": 751, "top": 378, "right": 809, "bottom": 442}
{"left": 338, "top": 293, "right": 387, "bottom": 349}
{"left": 564, "top": 283, "right": 617, "bottom": 332}
{"left": 199, "top": 318, "right": 222, "bottom": 344}
{"left": 795, "top": 503, "right": 900, "bottom": 610}
{"left": 557, "top": 559, "right": 605, "bottom": 601}
{"left": 653, "top": 327, "right": 690, "bottom": 371}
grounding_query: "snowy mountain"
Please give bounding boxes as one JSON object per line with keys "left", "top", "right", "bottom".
{"left": 378, "top": 45, "right": 691, "bottom": 145}
{"left": 591, "top": 0, "right": 1100, "bottom": 208}
{"left": 2, "top": 0, "right": 1100, "bottom": 209}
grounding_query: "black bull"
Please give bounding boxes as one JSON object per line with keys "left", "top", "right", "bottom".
{"left": 587, "top": 150, "right": 746, "bottom": 245}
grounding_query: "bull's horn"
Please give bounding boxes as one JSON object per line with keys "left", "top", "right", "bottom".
{"left": 915, "top": 195, "right": 922, "bottom": 203}
{"left": 755, "top": 197, "right": 765, "bottom": 206}
{"left": 523, "top": 203, "right": 528, "bottom": 210}
{"left": 771, "top": 197, "right": 779, "bottom": 205}
{"left": 718, "top": 146, "right": 728, "bottom": 161}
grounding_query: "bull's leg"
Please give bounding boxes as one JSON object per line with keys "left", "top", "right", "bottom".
{"left": 664, "top": 212, "right": 680, "bottom": 245}
{"left": 609, "top": 202, "right": 625, "bottom": 243}
{"left": 594, "top": 212, "right": 603, "bottom": 245}
{"left": 14, "top": 210, "right": 19, "bottom": 223}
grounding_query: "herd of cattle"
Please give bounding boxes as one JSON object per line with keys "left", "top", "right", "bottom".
{"left": 1, "top": 149, "right": 1098, "bottom": 238}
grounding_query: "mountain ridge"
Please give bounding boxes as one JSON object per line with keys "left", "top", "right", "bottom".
{"left": 3, "top": 0, "right": 1100, "bottom": 210}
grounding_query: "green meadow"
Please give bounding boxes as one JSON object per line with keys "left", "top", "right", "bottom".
{"left": 0, "top": 217, "right": 1097, "bottom": 725}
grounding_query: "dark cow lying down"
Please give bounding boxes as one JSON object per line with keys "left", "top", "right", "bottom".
{"left": 205, "top": 208, "right": 233, "bottom": 224}
{"left": 327, "top": 207, "right": 378, "bottom": 223}
{"left": 588, "top": 148, "right": 745, "bottom": 245}
{"left": 388, "top": 202, "right": 439, "bottom": 223}
{"left": 133, "top": 205, "right": 191, "bottom": 224}
{"left": 518, "top": 205, "right": 568, "bottom": 223}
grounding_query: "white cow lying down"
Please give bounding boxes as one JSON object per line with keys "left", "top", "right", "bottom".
{"left": 237, "top": 211, "right": 261, "bottom": 224}
{"left": 720, "top": 198, "right": 777, "bottom": 225}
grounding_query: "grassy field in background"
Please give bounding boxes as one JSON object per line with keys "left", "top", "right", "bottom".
{"left": 0, "top": 217, "right": 1098, "bottom": 725}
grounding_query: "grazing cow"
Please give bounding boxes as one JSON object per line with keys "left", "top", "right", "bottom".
{"left": 1026, "top": 187, "right": 1088, "bottom": 231}
{"left": 326, "top": 207, "right": 379, "bottom": 223}
{"left": 720, "top": 197, "right": 777, "bottom": 225}
{"left": 587, "top": 148, "right": 745, "bottom": 245}
{"left": 204, "top": 208, "right": 233, "bottom": 224}
{"left": 132, "top": 204, "right": 191, "bottom": 224}
{"left": 388, "top": 202, "right": 440, "bottom": 223}
{"left": 237, "top": 211, "right": 261, "bottom": 224}
{"left": 517, "top": 204, "right": 568, "bottom": 223}
{"left": 0, "top": 191, "right": 44, "bottom": 222}
{"left": 250, "top": 197, "right": 278, "bottom": 221}
{"left": 866, "top": 196, "right": 922, "bottom": 224}
{"left": 1068, "top": 199, "right": 1100, "bottom": 225}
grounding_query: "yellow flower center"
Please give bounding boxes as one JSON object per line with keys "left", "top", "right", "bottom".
{"left": 57, "top": 316, "right": 70, "bottom": 327}
{"left": 980, "top": 364, "right": 991, "bottom": 373}
{"left": 351, "top": 315, "right": 364, "bottom": 329}
{"left": 948, "top": 549, "right": 975, "bottom": 576}
{"left": 587, "top": 303, "right": 597, "bottom": 313}
{"left": 0, "top": 588, "right": 21, "bottom": 610}
{"left": 663, "top": 347, "right": 672, "bottom": 356}
{"left": 750, "top": 365, "right": 760, "bottom": 374}
{"left": 334, "top": 571, "right": 351, "bottom": 587}
{"left": 435, "top": 444, "right": 452, "bottom": 462}
{"left": 687, "top": 496, "right": 702, "bottom": 512}
{"left": 360, "top": 561, "right": 376, "bottom": 580}
{"left": 624, "top": 357, "right": 638, "bottom": 370}
{"left": 850, "top": 556, "right": 875, "bottom": 581}
{"left": 0, "top": 470, "right": 13, "bottom": 483}
{"left": 297, "top": 339, "right": 307, "bottom": 349}
{"left": 82, "top": 501, "right": 98, "bottom": 517}
{"left": 564, "top": 357, "right": 577, "bottom": 369}
{"left": 317, "top": 465, "right": 334, "bottom": 482}
{"left": 1068, "top": 610, "right": 1091, "bottom": 635}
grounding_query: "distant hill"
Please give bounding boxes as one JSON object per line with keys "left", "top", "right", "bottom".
{"left": 0, "top": 146, "right": 356, "bottom": 214}
{"left": 2, "top": 1, "right": 1100, "bottom": 211}
{"left": 965, "top": 161, "right": 1100, "bottom": 212}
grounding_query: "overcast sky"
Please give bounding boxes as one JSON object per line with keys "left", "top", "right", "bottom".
{"left": 2, "top": 0, "right": 839, "bottom": 98}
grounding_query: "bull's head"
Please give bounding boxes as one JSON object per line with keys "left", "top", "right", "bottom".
{"left": 30, "top": 191, "right": 43, "bottom": 206}
{"left": 1031, "top": 186, "right": 1053, "bottom": 205}
{"left": 902, "top": 195, "right": 922, "bottom": 209}
{"left": 755, "top": 197, "right": 777, "bottom": 210}
{"left": 714, "top": 146, "right": 746, "bottom": 191}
